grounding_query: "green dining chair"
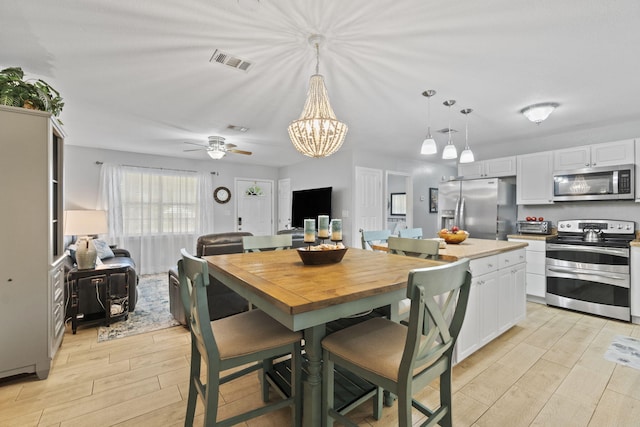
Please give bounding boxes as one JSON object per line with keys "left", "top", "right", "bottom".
{"left": 398, "top": 227, "right": 423, "bottom": 239}
{"left": 387, "top": 236, "right": 441, "bottom": 322}
{"left": 321, "top": 258, "right": 472, "bottom": 427}
{"left": 360, "top": 229, "right": 392, "bottom": 250}
{"left": 242, "top": 234, "right": 293, "bottom": 252}
{"left": 178, "top": 248, "right": 302, "bottom": 427}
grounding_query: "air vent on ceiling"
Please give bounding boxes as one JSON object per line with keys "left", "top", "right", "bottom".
{"left": 227, "top": 124, "right": 249, "bottom": 132}
{"left": 437, "top": 128, "right": 458, "bottom": 134}
{"left": 210, "top": 49, "right": 253, "bottom": 72}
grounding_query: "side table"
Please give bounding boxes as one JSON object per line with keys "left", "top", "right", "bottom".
{"left": 67, "top": 264, "right": 131, "bottom": 334}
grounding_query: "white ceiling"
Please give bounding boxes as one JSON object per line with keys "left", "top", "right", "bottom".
{"left": 2, "top": 0, "right": 640, "bottom": 167}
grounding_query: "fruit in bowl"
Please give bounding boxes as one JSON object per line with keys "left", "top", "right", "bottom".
{"left": 438, "top": 228, "right": 469, "bottom": 244}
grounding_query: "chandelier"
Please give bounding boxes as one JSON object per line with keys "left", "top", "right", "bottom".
{"left": 288, "top": 35, "right": 348, "bottom": 158}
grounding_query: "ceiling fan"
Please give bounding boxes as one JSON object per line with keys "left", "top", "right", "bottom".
{"left": 183, "top": 136, "right": 252, "bottom": 159}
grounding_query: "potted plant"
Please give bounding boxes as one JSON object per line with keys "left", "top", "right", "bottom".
{"left": 0, "top": 67, "right": 64, "bottom": 117}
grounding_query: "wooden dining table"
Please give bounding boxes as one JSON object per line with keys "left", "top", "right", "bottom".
{"left": 205, "top": 247, "right": 444, "bottom": 427}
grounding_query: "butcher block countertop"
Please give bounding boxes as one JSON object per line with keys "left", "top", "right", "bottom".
{"left": 437, "top": 238, "right": 527, "bottom": 261}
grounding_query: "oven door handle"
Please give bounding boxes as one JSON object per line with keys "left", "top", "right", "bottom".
{"left": 546, "top": 243, "right": 629, "bottom": 257}
{"left": 547, "top": 266, "right": 628, "bottom": 281}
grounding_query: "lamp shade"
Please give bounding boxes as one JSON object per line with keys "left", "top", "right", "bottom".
{"left": 521, "top": 102, "right": 559, "bottom": 124}
{"left": 459, "top": 148, "right": 475, "bottom": 163}
{"left": 64, "top": 210, "right": 108, "bottom": 236}
{"left": 207, "top": 150, "right": 226, "bottom": 159}
{"left": 420, "top": 137, "right": 437, "bottom": 155}
{"left": 442, "top": 144, "right": 458, "bottom": 160}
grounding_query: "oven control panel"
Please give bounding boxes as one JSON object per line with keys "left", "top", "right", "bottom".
{"left": 557, "top": 219, "right": 635, "bottom": 234}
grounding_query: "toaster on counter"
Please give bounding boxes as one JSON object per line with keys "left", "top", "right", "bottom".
{"left": 516, "top": 221, "right": 553, "bottom": 235}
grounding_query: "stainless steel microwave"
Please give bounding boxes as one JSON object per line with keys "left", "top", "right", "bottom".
{"left": 552, "top": 164, "right": 634, "bottom": 201}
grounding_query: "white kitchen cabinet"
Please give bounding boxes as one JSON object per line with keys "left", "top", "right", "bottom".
{"left": 553, "top": 139, "right": 634, "bottom": 170}
{"left": 508, "top": 238, "right": 547, "bottom": 303}
{"left": 497, "top": 249, "right": 526, "bottom": 334}
{"left": 0, "top": 106, "right": 65, "bottom": 380}
{"left": 458, "top": 156, "right": 516, "bottom": 179}
{"left": 456, "top": 248, "right": 526, "bottom": 363}
{"left": 516, "top": 152, "right": 554, "bottom": 204}
{"left": 631, "top": 246, "right": 640, "bottom": 325}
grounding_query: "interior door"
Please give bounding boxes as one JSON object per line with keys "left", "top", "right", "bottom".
{"left": 277, "top": 178, "right": 291, "bottom": 230}
{"left": 235, "top": 179, "right": 274, "bottom": 236}
{"left": 354, "top": 167, "right": 383, "bottom": 246}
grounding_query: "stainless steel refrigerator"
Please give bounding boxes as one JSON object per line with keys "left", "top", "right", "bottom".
{"left": 438, "top": 177, "right": 516, "bottom": 240}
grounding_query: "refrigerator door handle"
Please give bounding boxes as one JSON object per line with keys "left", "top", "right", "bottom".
{"left": 459, "top": 197, "right": 466, "bottom": 229}
{"left": 453, "top": 197, "right": 461, "bottom": 227}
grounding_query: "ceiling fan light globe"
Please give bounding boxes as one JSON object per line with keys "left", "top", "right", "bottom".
{"left": 442, "top": 144, "right": 458, "bottom": 160}
{"left": 207, "top": 150, "right": 226, "bottom": 159}
{"left": 459, "top": 148, "right": 475, "bottom": 163}
{"left": 420, "top": 138, "right": 437, "bottom": 155}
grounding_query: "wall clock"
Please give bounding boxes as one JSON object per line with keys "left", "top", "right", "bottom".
{"left": 214, "top": 186, "right": 231, "bottom": 204}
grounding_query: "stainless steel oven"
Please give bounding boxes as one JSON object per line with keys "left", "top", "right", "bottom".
{"left": 546, "top": 219, "right": 635, "bottom": 321}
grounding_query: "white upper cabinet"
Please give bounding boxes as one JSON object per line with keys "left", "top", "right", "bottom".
{"left": 517, "top": 152, "right": 554, "bottom": 205}
{"left": 458, "top": 156, "right": 516, "bottom": 179}
{"left": 553, "top": 139, "right": 635, "bottom": 170}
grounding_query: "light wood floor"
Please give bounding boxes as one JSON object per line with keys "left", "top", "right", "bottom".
{"left": 1, "top": 302, "right": 640, "bottom": 426}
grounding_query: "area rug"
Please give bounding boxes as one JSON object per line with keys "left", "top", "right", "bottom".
{"left": 97, "top": 273, "right": 180, "bottom": 342}
{"left": 604, "top": 335, "right": 640, "bottom": 370}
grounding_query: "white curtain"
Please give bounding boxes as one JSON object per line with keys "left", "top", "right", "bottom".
{"left": 98, "top": 163, "right": 214, "bottom": 274}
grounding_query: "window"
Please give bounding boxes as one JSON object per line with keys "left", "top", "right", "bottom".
{"left": 121, "top": 168, "right": 198, "bottom": 235}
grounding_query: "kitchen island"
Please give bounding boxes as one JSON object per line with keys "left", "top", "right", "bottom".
{"left": 441, "top": 238, "right": 528, "bottom": 362}
{"left": 437, "top": 237, "right": 527, "bottom": 261}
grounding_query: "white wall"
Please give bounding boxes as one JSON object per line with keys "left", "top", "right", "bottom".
{"left": 65, "top": 145, "right": 457, "bottom": 247}
{"left": 64, "top": 146, "right": 279, "bottom": 233}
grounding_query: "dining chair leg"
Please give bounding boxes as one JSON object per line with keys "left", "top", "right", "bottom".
{"left": 440, "top": 369, "right": 453, "bottom": 427}
{"left": 398, "top": 384, "right": 412, "bottom": 427}
{"left": 203, "top": 372, "right": 220, "bottom": 427}
{"left": 185, "top": 347, "right": 200, "bottom": 426}
{"left": 373, "top": 387, "right": 383, "bottom": 420}
{"left": 261, "top": 359, "right": 273, "bottom": 402}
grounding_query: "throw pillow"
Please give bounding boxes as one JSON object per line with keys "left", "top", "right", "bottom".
{"left": 93, "top": 239, "right": 115, "bottom": 260}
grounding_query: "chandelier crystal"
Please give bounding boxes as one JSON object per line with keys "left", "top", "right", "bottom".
{"left": 288, "top": 35, "right": 348, "bottom": 158}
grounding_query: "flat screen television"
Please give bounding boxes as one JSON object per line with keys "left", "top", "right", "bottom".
{"left": 291, "top": 186, "right": 332, "bottom": 229}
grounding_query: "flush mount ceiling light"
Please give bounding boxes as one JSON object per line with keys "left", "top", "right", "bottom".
{"left": 442, "top": 100, "right": 458, "bottom": 160}
{"left": 459, "top": 108, "right": 475, "bottom": 164}
{"left": 420, "top": 90, "right": 437, "bottom": 155}
{"left": 288, "top": 34, "right": 348, "bottom": 158}
{"left": 520, "top": 102, "right": 559, "bottom": 124}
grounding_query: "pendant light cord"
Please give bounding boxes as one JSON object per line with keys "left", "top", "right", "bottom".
{"left": 315, "top": 42, "right": 320, "bottom": 75}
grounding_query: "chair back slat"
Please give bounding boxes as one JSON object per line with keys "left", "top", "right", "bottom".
{"left": 360, "top": 229, "right": 392, "bottom": 250}
{"left": 387, "top": 236, "right": 439, "bottom": 259}
{"left": 242, "top": 234, "right": 292, "bottom": 252}
{"left": 178, "top": 249, "right": 220, "bottom": 361}
{"left": 398, "top": 227, "right": 423, "bottom": 239}
{"left": 399, "top": 258, "right": 471, "bottom": 380}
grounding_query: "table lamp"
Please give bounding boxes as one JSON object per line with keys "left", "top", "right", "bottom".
{"left": 64, "top": 210, "right": 108, "bottom": 269}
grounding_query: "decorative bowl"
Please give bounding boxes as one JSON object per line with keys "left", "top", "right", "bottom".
{"left": 437, "top": 230, "right": 469, "bottom": 244}
{"left": 296, "top": 246, "right": 348, "bottom": 265}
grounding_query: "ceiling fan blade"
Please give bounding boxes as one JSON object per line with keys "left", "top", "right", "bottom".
{"left": 227, "top": 149, "right": 252, "bottom": 155}
{"left": 224, "top": 143, "right": 237, "bottom": 149}
{"left": 183, "top": 148, "right": 205, "bottom": 152}
{"left": 184, "top": 141, "right": 207, "bottom": 147}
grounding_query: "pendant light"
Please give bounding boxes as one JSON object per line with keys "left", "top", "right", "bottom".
{"left": 288, "top": 34, "right": 348, "bottom": 158}
{"left": 420, "top": 90, "right": 437, "bottom": 155}
{"left": 459, "top": 108, "right": 475, "bottom": 163}
{"left": 441, "top": 100, "right": 457, "bottom": 160}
